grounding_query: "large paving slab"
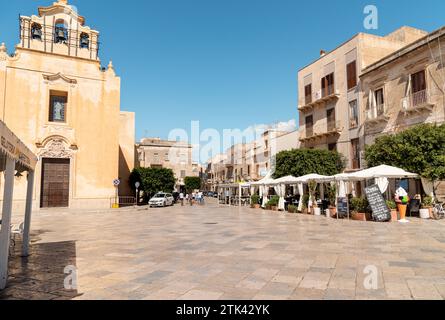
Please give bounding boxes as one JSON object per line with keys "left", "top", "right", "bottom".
{"left": 1, "top": 200, "right": 445, "bottom": 300}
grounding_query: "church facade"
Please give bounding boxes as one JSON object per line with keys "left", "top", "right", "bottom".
{"left": 0, "top": 0, "right": 135, "bottom": 210}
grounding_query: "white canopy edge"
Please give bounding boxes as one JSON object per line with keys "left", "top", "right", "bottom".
{"left": 0, "top": 120, "right": 37, "bottom": 170}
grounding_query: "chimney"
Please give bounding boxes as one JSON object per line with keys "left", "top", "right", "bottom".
{"left": 320, "top": 50, "right": 326, "bottom": 57}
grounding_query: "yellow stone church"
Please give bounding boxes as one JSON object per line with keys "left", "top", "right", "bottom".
{"left": 0, "top": 0, "right": 135, "bottom": 210}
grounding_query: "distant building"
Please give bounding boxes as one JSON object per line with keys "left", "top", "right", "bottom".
{"left": 137, "top": 138, "right": 199, "bottom": 192}
{"left": 0, "top": 0, "right": 135, "bottom": 210}
{"left": 204, "top": 128, "right": 300, "bottom": 190}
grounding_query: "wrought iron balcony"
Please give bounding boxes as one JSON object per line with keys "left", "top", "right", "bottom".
{"left": 298, "top": 87, "right": 340, "bottom": 113}
{"left": 299, "top": 121, "right": 343, "bottom": 142}
{"left": 401, "top": 89, "right": 434, "bottom": 114}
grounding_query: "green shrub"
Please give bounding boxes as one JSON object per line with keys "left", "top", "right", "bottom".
{"left": 288, "top": 205, "right": 298, "bottom": 213}
{"left": 267, "top": 195, "right": 280, "bottom": 207}
{"left": 350, "top": 197, "right": 370, "bottom": 213}
{"left": 422, "top": 196, "right": 434, "bottom": 207}
{"left": 386, "top": 200, "right": 397, "bottom": 210}
{"left": 251, "top": 194, "right": 260, "bottom": 207}
{"left": 301, "top": 194, "right": 309, "bottom": 210}
{"left": 274, "top": 149, "right": 345, "bottom": 179}
{"left": 327, "top": 184, "right": 337, "bottom": 207}
{"left": 365, "top": 123, "right": 445, "bottom": 182}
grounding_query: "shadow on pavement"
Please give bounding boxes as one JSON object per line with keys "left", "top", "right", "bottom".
{"left": 0, "top": 237, "right": 82, "bottom": 300}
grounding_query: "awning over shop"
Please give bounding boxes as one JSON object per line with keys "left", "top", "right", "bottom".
{"left": 0, "top": 120, "right": 38, "bottom": 290}
{"left": 0, "top": 120, "right": 38, "bottom": 171}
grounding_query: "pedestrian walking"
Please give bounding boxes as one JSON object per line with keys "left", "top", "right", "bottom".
{"left": 179, "top": 192, "right": 184, "bottom": 206}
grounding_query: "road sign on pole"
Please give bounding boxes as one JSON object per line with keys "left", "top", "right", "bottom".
{"left": 112, "top": 179, "right": 120, "bottom": 209}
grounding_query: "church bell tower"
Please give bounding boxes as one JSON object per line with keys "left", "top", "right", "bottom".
{"left": 18, "top": 0, "right": 100, "bottom": 60}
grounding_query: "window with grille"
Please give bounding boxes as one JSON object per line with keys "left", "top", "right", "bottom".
{"left": 49, "top": 91, "right": 68, "bottom": 123}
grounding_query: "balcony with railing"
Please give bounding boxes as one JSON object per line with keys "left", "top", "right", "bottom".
{"left": 365, "top": 103, "right": 389, "bottom": 125}
{"left": 299, "top": 120, "right": 343, "bottom": 143}
{"left": 298, "top": 85, "right": 340, "bottom": 113}
{"left": 401, "top": 89, "right": 434, "bottom": 114}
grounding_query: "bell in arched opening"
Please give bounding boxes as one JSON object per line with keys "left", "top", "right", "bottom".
{"left": 80, "top": 33, "right": 89, "bottom": 49}
{"left": 54, "top": 20, "right": 68, "bottom": 44}
{"left": 31, "top": 23, "right": 42, "bottom": 40}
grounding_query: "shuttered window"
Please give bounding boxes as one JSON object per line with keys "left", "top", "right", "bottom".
{"left": 346, "top": 61, "right": 357, "bottom": 90}
{"left": 304, "top": 84, "right": 312, "bottom": 105}
{"left": 411, "top": 70, "right": 426, "bottom": 93}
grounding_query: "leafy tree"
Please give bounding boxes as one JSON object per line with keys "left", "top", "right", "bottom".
{"left": 129, "top": 167, "right": 176, "bottom": 201}
{"left": 365, "top": 124, "right": 445, "bottom": 182}
{"left": 184, "top": 176, "right": 201, "bottom": 194}
{"left": 273, "top": 149, "right": 345, "bottom": 179}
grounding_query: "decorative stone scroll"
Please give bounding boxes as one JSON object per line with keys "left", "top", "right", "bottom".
{"left": 39, "top": 138, "right": 74, "bottom": 159}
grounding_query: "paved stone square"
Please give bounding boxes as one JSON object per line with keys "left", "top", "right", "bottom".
{"left": 1, "top": 200, "right": 445, "bottom": 300}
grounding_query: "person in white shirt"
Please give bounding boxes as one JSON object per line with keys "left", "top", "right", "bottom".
{"left": 179, "top": 192, "right": 184, "bottom": 206}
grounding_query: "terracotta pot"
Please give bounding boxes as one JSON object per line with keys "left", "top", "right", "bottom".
{"left": 390, "top": 209, "right": 398, "bottom": 222}
{"left": 329, "top": 207, "right": 337, "bottom": 217}
{"left": 352, "top": 212, "right": 367, "bottom": 221}
{"left": 271, "top": 206, "right": 278, "bottom": 211}
{"left": 254, "top": 204, "right": 261, "bottom": 209}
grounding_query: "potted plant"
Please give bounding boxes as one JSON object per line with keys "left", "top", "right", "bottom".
{"left": 301, "top": 194, "right": 309, "bottom": 214}
{"left": 308, "top": 180, "right": 319, "bottom": 215}
{"left": 267, "top": 196, "right": 280, "bottom": 211}
{"left": 250, "top": 194, "right": 260, "bottom": 209}
{"left": 420, "top": 196, "right": 433, "bottom": 219}
{"left": 327, "top": 184, "right": 337, "bottom": 217}
{"left": 350, "top": 197, "right": 370, "bottom": 221}
{"left": 288, "top": 205, "right": 297, "bottom": 214}
{"left": 386, "top": 200, "right": 398, "bottom": 222}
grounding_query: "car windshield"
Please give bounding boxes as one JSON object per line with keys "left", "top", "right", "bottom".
{"left": 154, "top": 194, "right": 166, "bottom": 198}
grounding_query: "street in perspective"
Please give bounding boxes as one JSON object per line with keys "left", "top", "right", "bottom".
{"left": 0, "top": 0, "right": 445, "bottom": 304}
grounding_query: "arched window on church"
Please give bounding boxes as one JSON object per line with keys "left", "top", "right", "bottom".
{"left": 80, "top": 33, "right": 89, "bottom": 49}
{"left": 31, "top": 23, "right": 42, "bottom": 40}
{"left": 54, "top": 19, "right": 68, "bottom": 44}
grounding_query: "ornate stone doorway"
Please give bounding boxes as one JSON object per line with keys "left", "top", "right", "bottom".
{"left": 40, "top": 158, "right": 70, "bottom": 208}
{"left": 38, "top": 137, "right": 74, "bottom": 208}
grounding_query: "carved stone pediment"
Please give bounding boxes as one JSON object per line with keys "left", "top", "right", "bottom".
{"left": 43, "top": 72, "right": 77, "bottom": 84}
{"left": 38, "top": 138, "right": 74, "bottom": 159}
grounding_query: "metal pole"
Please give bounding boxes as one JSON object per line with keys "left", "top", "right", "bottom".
{"left": 22, "top": 170, "right": 35, "bottom": 257}
{"left": 0, "top": 157, "right": 16, "bottom": 290}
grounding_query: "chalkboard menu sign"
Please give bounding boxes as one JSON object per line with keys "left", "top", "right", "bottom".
{"left": 365, "top": 184, "right": 391, "bottom": 222}
{"left": 337, "top": 197, "right": 349, "bottom": 219}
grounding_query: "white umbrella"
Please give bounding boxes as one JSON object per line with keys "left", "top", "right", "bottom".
{"left": 272, "top": 175, "right": 299, "bottom": 185}
{"left": 295, "top": 174, "right": 332, "bottom": 183}
{"left": 347, "top": 165, "right": 419, "bottom": 181}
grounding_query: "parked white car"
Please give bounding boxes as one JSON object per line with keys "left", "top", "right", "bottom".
{"left": 149, "top": 193, "right": 174, "bottom": 207}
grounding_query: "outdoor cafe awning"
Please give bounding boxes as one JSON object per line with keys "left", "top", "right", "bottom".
{"left": 0, "top": 120, "right": 38, "bottom": 172}
{"left": 1, "top": 120, "right": 38, "bottom": 290}
{"left": 317, "top": 165, "right": 420, "bottom": 182}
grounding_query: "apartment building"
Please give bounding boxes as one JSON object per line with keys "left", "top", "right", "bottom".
{"left": 297, "top": 27, "right": 427, "bottom": 171}
{"left": 361, "top": 27, "right": 445, "bottom": 145}
{"left": 137, "top": 138, "right": 199, "bottom": 192}
{"left": 360, "top": 27, "right": 445, "bottom": 198}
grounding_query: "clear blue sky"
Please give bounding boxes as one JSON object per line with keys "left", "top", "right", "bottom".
{"left": 1, "top": 0, "right": 445, "bottom": 142}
